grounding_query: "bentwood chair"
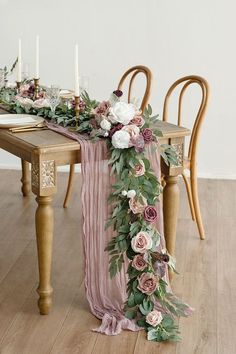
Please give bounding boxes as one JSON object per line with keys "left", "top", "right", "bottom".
{"left": 63, "top": 65, "right": 152, "bottom": 208}
{"left": 162, "top": 75, "right": 209, "bottom": 240}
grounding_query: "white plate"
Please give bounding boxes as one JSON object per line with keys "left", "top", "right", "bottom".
{"left": 0, "top": 114, "right": 45, "bottom": 129}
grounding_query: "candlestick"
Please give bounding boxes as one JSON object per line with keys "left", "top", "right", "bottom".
{"left": 74, "top": 95, "right": 80, "bottom": 129}
{"left": 34, "top": 78, "right": 40, "bottom": 100}
{"left": 74, "top": 44, "right": 80, "bottom": 96}
{"left": 16, "top": 81, "right": 21, "bottom": 93}
{"left": 35, "top": 35, "right": 40, "bottom": 79}
{"left": 17, "top": 39, "right": 22, "bottom": 82}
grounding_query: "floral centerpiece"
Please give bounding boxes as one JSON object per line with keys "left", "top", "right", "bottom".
{"left": 0, "top": 80, "right": 192, "bottom": 342}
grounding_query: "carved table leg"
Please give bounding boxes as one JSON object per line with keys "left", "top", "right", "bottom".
{"left": 163, "top": 175, "right": 180, "bottom": 257}
{"left": 21, "top": 159, "right": 30, "bottom": 196}
{"left": 35, "top": 195, "right": 54, "bottom": 315}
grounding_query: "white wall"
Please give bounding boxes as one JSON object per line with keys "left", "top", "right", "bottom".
{"left": 0, "top": 0, "right": 235, "bottom": 178}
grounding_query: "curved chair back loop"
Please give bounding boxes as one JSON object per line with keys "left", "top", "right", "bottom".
{"left": 117, "top": 65, "right": 152, "bottom": 113}
{"left": 162, "top": 75, "right": 209, "bottom": 162}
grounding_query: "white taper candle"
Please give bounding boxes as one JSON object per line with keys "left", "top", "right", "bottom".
{"left": 35, "top": 35, "right": 40, "bottom": 79}
{"left": 74, "top": 44, "right": 80, "bottom": 96}
{"left": 17, "top": 39, "right": 22, "bottom": 82}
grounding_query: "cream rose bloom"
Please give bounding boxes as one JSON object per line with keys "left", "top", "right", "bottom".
{"left": 131, "top": 231, "right": 152, "bottom": 253}
{"left": 127, "top": 190, "right": 136, "bottom": 199}
{"left": 122, "top": 124, "right": 140, "bottom": 139}
{"left": 146, "top": 310, "right": 163, "bottom": 327}
{"left": 112, "top": 130, "right": 130, "bottom": 149}
{"left": 100, "top": 118, "right": 111, "bottom": 131}
{"left": 110, "top": 102, "right": 135, "bottom": 125}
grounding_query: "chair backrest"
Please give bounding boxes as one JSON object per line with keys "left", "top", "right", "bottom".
{"left": 117, "top": 65, "right": 152, "bottom": 113}
{"left": 162, "top": 75, "right": 209, "bottom": 162}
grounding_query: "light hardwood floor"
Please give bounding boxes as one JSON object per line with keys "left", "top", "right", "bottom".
{"left": 0, "top": 170, "right": 235, "bottom": 354}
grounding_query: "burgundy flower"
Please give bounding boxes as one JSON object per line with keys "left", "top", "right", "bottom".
{"left": 142, "top": 128, "right": 153, "bottom": 143}
{"left": 152, "top": 251, "right": 170, "bottom": 263}
{"left": 131, "top": 134, "right": 145, "bottom": 153}
{"left": 144, "top": 206, "right": 158, "bottom": 223}
{"left": 113, "top": 89, "right": 123, "bottom": 97}
{"left": 109, "top": 123, "right": 124, "bottom": 138}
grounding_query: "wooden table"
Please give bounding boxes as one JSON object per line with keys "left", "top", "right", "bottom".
{"left": 0, "top": 110, "right": 190, "bottom": 315}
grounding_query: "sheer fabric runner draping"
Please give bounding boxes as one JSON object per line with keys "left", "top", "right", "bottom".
{"left": 47, "top": 123, "right": 178, "bottom": 335}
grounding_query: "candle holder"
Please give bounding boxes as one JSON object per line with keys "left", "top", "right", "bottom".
{"left": 33, "top": 78, "right": 40, "bottom": 100}
{"left": 74, "top": 95, "right": 80, "bottom": 129}
{"left": 16, "top": 81, "right": 21, "bottom": 94}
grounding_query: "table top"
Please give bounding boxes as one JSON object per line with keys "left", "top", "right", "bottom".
{"left": 0, "top": 108, "right": 190, "bottom": 166}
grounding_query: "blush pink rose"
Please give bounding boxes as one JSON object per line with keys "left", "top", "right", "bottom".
{"left": 146, "top": 310, "right": 163, "bottom": 327}
{"left": 137, "top": 272, "right": 158, "bottom": 295}
{"left": 131, "top": 231, "right": 152, "bottom": 253}
{"left": 134, "top": 160, "right": 145, "bottom": 177}
{"left": 122, "top": 124, "right": 140, "bottom": 139}
{"left": 130, "top": 115, "right": 145, "bottom": 127}
{"left": 144, "top": 206, "right": 158, "bottom": 222}
{"left": 132, "top": 254, "right": 147, "bottom": 271}
{"left": 129, "top": 196, "right": 147, "bottom": 214}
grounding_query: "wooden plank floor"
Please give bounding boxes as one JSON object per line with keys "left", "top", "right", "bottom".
{"left": 0, "top": 170, "right": 235, "bottom": 354}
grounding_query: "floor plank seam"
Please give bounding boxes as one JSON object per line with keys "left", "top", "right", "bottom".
{"left": 0, "top": 282, "right": 37, "bottom": 348}
{"left": 0, "top": 239, "right": 32, "bottom": 286}
{"left": 48, "top": 281, "right": 85, "bottom": 354}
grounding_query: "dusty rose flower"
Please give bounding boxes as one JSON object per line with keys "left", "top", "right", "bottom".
{"left": 129, "top": 196, "right": 147, "bottom": 214}
{"left": 15, "top": 96, "right": 33, "bottom": 110}
{"left": 19, "top": 84, "right": 30, "bottom": 96}
{"left": 146, "top": 310, "right": 163, "bottom": 327}
{"left": 130, "top": 115, "right": 145, "bottom": 127}
{"left": 142, "top": 128, "right": 153, "bottom": 143}
{"left": 108, "top": 123, "right": 124, "bottom": 137}
{"left": 137, "top": 272, "right": 158, "bottom": 295}
{"left": 132, "top": 254, "right": 147, "bottom": 271}
{"left": 134, "top": 160, "right": 145, "bottom": 177}
{"left": 113, "top": 89, "right": 123, "bottom": 97}
{"left": 32, "top": 98, "right": 50, "bottom": 109}
{"left": 131, "top": 134, "right": 145, "bottom": 153}
{"left": 144, "top": 206, "right": 158, "bottom": 223}
{"left": 39, "top": 91, "right": 45, "bottom": 98}
{"left": 131, "top": 231, "right": 152, "bottom": 253}
{"left": 122, "top": 124, "right": 140, "bottom": 139}
{"left": 94, "top": 101, "right": 110, "bottom": 116}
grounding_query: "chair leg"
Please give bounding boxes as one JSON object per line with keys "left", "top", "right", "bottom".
{"left": 63, "top": 164, "right": 75, "bottom": 208}
{"left": 190, "top": 164, "right": 205, "bottom": 240}
{"left": 182, "top": 172, "right": 196, "bottom": 221}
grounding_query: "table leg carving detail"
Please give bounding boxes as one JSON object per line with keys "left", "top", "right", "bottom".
{"left": 21, "top": 159, "right": 30, "bottom": 196}
{"left": 163, "top": 175, "right": 180, "bottom": 258}
{"left": 35, "top": 195, "right": 54, "bottom": 315}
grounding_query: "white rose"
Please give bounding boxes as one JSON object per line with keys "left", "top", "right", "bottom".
{"left": 112, "top": 130, "right": 130, "bottom": 149}
{"left": 146, "top": 310, "right": 163, "bottom": 327}
{"left": 131, "top": 231, "right": 153, "bottom": 253}
{"left": 100, "top": 118, "right": 111, "bottom": 131}
{"left": 110, "top": 102, "right": 135, "bottom": 125}
{"left": 122, "top": 190, "right": 128, "bottom": 196}
{"left": 33, "top": 98, "right": 50, "bottom": 109}
{"left": 127, "top": 190, "right": 136, "bottom": 199}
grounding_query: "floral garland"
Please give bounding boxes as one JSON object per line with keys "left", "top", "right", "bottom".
{"left": 0, "top": 82, "right": 192, "bottom": 342}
